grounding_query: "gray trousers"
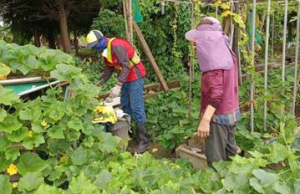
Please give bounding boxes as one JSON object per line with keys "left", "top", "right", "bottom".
{"left": 205, "top": 122, "right": 237, "bottom": 167}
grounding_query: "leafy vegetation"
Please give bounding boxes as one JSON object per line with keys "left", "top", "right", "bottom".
{"left": 0, "top": 0, "right": 299, "bottom": 193}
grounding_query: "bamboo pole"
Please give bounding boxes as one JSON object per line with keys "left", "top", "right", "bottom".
{"left": 128, "top": 0, "right": 133, "bottom": 44}
{"left": 271, "top": 14, "right": 275, "bottom": 61}
{"left": 282, "top": 0, "right": 288, "bottom": 83}
{"left": 188, "top": 0, "right": 194, "bottom": 121}
{"left": 292, "top": 2, "right": 300, "bottom": 114}
{"left": 229, "top": 0, "right": 235, "bottom": 49}
{"left": 281, "top": 0, "right": 289, "bottom": 114}
{"left": 122, "top": 0, "right": 129, "bottom": 41}
{"left": 250, "top": 0, "right": 256, "bottom": 133}
{"left": 263, "top": 0, "right": 271, "bottom": 131}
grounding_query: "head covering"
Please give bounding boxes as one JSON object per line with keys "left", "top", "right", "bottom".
{"left": 185, "top": 17, "right": 234, "bottom": 72}
{"left": 95, "top": 37, "right": 108, "bottom": 52}
{"left": 86, "top": 30, "right": 104, "bottom": 49}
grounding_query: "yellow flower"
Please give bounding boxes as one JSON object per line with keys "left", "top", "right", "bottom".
{"left": 40, "top": 120, "right": 47, "bottom": 127}
{"left": 59, "top": 155, "right": 69, "bottom": 163}
{"left": 12, "top": 182, "right": 18, "bottom": 188}
{"left": 7, "top": 164, "right": 17, "bottom": 175}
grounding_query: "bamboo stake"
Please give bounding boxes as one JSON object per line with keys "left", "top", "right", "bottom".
{"left": 128, "top": 0, "right": 133, "bottom": 44}
{"left": 263, "top": 0, "right": 271, "bottom": 131}
{"left": 292, "top": 2, "right": 300, "bottom": 114}
{"left": 122, "top": 0, "right": 129, "bottom": 41}
{"left": 281, "top": 0, "right": 288, "bottom": 114}
{"left": 282, "top": 0, "right": 288, "bottom": 83}
{"left": 229, "top": 0, "right": 235, "bottom": 49}
{"left": 188, "top": 60, "right": 192, "bottom": 120}
{"left": 250, "top": 0, "right": 256, "bottom": 133}
{"left": 188, "top": 0, "right": 194, "bottom": 121}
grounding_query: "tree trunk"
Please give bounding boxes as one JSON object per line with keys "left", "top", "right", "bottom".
{"left": 48, "top": 27, "right": 56, "bottom": 49}
{"left": 74, "top": 29, "right": 79, "bottom": 56}
{"left": 58, "top": 0, "right": 71, "bottom": 53}
{"left": 34, "top": 30, "right": 41, "bottom": 47}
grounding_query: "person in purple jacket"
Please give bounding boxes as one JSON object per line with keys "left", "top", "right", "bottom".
{"left": 185, "top": 17, "right": 241, "bottom": 167}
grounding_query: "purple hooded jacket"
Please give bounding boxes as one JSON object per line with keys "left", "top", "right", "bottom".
{"left": 185, "top": 17, "right": 240, "bottom": 119}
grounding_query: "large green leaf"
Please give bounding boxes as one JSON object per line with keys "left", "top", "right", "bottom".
{"left": 50, "top": 64, "right": 82, "bottom": 82}
{"left": 0, "top": 87, "right": 20, "bottom": 106}
{"left": 0, "top": 108, "right": 7, "bottom": 122}
{"left": 39, "top": 50, "right": 58, "bottom": 71}
{"left": 7, "top": 127, "right": 28, "bottom": 142}
{"left": 97, "top": 132, "right": 119, "bottom": 153}
{"left": 250, "top": 178, "right": 263, "bottom": 193}
{"left": 48, "top": 109, "right": 64, "bottom": 121}
{"left": 19, "top": 107, "right": 41, "bottom": 121}
{"left": 17, "top": 152, "right": 48, "bottom": 175}
{"left": 294, "top": 179, "right": 300, "bottom": 194}
{"left": 93, "top": 170, "right": 113, "bottom": 190}
{"left": 22, "top": 132, "right": 45, "bottom": 149}
{"left": 71, "top": 147, "right": 87, "bottom": 166}
{"left": 253, "top": 169, "right": 277, "bottom": 186}
{"left": 0, "top": 157, "right": 10, "bottom": 172}
{"left": 0, "top": 175, "right": 12, "bottom": 194}
{"left": 5, "top": 148, "right": 20, "bottom": 161}
{"left": 274, "top": 182, "right": 291, "bottom": 194}
{"left": 18, "top": 172, "right": 43, "bottom": 192}
{"left": 35, "top": 184, "right": 63, "bottom": 194}
{"left": 67, "top": 117, "right": 83, "bottom": 131}
{"left": 26, "top": 55, "right": 38, "bottom": 69}
{"left": 47, "top": 125, "right": 65, "bottom": 139}
{"left": 0, "top": 115, "right": 22, "bottom": 134}
{"left": 69, "top": 173, "right": 100, "bottom": 194}
{"left": 0, "top": 135, "right": 11, "bottom": 151}
{"left": 269, "top": 143, "right": 290, "bottom": 163}
{"left": 222, "top": 173, "right": 248, "bottom": 191}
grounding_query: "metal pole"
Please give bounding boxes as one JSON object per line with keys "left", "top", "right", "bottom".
{"left": 292, "top": 2, "right": 300, "bottom": 114}
{"left": 250, "top": 0, "right": 256, "bottom": 133}
{"left": 282, "top": 0, "right": 288, "bottom": 83}
{"left": 216, "top": 6, "right": 218, "bottom": 18}
{"left": 264, "top": 0, "right": 271, "bottom": 131}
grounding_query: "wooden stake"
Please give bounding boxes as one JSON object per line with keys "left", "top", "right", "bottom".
{"left": 128, "top": 0, "right": 133, "bottom": 44}
{"left": 133, "top": 22, "right": 169, "bottom": 91}
{"left": 122, "top": 0, "right": 130, "bottom": 41}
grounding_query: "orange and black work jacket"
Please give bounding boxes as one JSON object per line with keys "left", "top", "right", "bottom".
{"left": 100, "top": 38, "right": 146, "bottom": 83}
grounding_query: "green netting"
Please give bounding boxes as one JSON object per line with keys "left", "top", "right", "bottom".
{"left": 133, "top": 0, "right": 143, "bottom": 23}
{"left": 247, "top": 12, "right": 263, "bottom": 46}
{"left": 3, "top": 81, "right": 48, "bottom": 94}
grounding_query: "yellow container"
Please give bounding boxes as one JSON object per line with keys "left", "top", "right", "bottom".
{"left": 0, "top": 63, "right": 10, "bottom": 80}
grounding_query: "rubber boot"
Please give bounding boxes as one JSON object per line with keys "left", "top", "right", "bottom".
{"left": 134, "top": 123, "right": 150, "bottom": 153}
